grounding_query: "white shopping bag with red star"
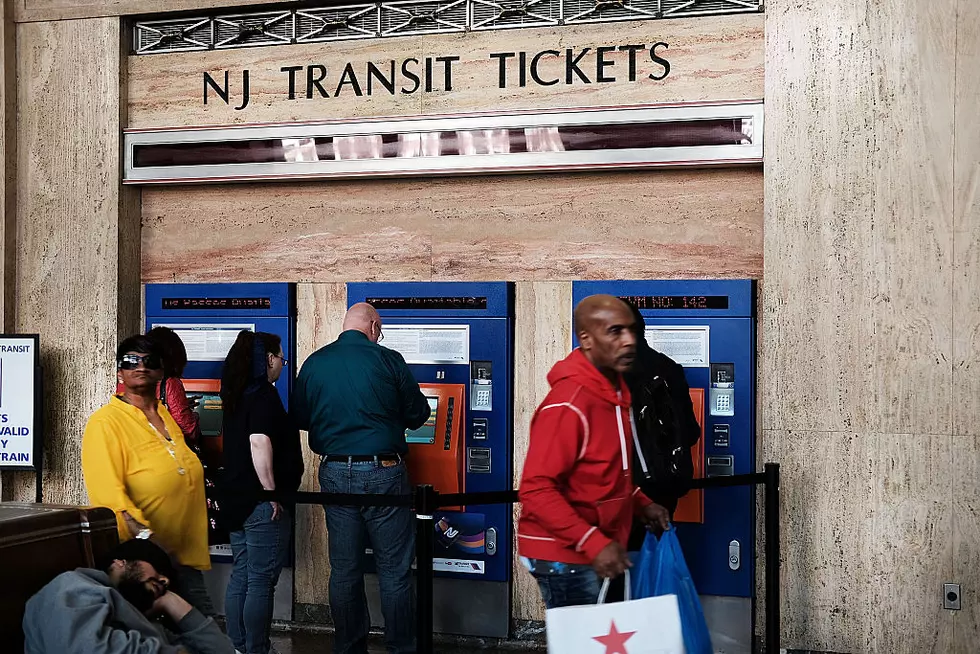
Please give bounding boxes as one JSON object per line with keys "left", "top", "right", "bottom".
{"left": 545, "top": 571, "right": 685, "bottom": 654}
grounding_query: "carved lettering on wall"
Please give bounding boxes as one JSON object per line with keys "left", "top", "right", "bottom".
{"left": 127, "top": 14, "right": 763, "bottom": 128}
{"left": 202, "top": 44, "right": 671, "bottom": 111}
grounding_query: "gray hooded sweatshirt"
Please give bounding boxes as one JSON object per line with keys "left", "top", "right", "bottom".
{"left": 23, "top": 568, "right": 235, "bottom": 654}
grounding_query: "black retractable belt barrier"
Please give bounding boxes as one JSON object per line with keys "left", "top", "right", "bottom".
{"left": 764, "top": 463, "right": 781, "bottom": 654}
{"left": 258, "top": 489, "right": 414, "bottom": 508}
{"left": 434, "top": 490, "right": 517, "bottom": 507}
{"left": 258, "top": 463, "right": 782, "bottom": 654}
{"left": 414, "top": 485, "right": 438, "bottom": 654}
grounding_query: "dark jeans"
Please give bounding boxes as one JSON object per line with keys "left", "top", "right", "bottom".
{"left": 319, "top": 459, "right": 415, "bottom": 654}
{"left": 225, "top": 502, "right": 292, "bottom": 654}
{"left": 172, "top": 565, "right": 216, "bottom": 617}
{"left": 524, "top": 558, "right": 601, "bottom": 609}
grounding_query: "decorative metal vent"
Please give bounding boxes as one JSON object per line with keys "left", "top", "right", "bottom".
{"left": 380, "top": 0, "right": 468, "bottom": 36}
{"left": 134, "top": 18, "right": 211, "bottom": 54}
{"left": 296, "top": 6, "right": 380, "bottom": 42}
{"left": 133, "top": 0, "right": 762, "bottom": 54}
{"left": 563, "top": 0, "right": 658, "bottom": 25}
{"left": 213, "top": 12, "right": 294, "bottom": 49}
{"left": 663, "top": 0, "right": 760, "bottom": 18}
{"left": 470, "top": 0, "right": 561, "bottom": 31}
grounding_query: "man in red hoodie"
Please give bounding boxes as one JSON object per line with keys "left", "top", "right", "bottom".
{"left": 518, "top": 294, "right": 671, "bottom": 609}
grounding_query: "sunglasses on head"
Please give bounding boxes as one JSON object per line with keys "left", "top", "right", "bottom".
{"left": 117, "top": 354, "right": 162, "bottom": 371}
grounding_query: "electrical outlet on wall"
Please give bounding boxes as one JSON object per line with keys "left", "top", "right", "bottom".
{"left": 944, "top": 583, "right": 961, "bottom": 610}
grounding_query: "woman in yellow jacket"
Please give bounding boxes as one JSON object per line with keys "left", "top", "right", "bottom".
{"left": 82, "top": 334, "right": 214, "bottom": 615}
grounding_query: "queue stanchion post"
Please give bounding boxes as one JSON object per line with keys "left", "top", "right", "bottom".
{"left": 764, "top": 463, "right": 780, "bottom": 653}
{"left": 414, "top": 484, "right": 437, "bottom": 653}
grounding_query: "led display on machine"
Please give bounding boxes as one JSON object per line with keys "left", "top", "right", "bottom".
{"left": 620, "top": 295, "right": 729, "bottom": 310}
{"left": 366, "top": 296, "right": 487, "bottom": 310}
{"left": 162, "top": 297, "right": 272, "bottom": 310}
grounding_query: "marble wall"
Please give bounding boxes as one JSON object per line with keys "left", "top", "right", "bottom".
{"left": 15, "top": 0, "right": 305, "bottom": 23}
{"left": 141, "top": 168, "right": 762, "bottom": 283}
{"left": 762, "top": 0, "right": 979, "bottom": 651}
{"left": 0, "top": 0, "right": 13, "bottom": 335}
{"left": 293, "top": 283, "right": 347, "bottom": 611}
{"left": 0, "top": 17, "right": 140, "bottom": 501}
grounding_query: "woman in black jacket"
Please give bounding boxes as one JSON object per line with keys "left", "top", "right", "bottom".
{"left": 220, "top": 331, "right": 303, "bottom": 654}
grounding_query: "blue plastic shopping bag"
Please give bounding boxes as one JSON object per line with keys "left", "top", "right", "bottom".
{"left": 632, "top": 528, "right": 713, "bottom": 654}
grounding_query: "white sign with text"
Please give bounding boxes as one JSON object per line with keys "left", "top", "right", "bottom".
{"left": 382, "top": 325, "right": 470, "bottom": 364}
{"left": 0, "top": 336, "right": 38, "bottom": 469}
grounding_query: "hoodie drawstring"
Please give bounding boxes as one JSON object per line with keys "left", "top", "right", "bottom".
{"left": 629, "top": 407, "right": 650, "bottom": 478}
{"left": 615, "top": 394, "right": 629, "bottom": 471}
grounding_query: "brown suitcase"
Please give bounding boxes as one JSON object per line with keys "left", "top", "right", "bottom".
{"left": 0, "top": 503, "right": 119, "bottom": 651}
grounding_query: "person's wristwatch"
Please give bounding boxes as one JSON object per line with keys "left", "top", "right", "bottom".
{"left": 135, "top": 528, "right": 153, "bottom": 540}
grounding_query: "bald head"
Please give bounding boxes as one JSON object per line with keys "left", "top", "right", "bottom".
{"left": 343, "top": 302, "right": 383, "bottom": 342}
{"left": 574, "top": 294, "right": 637, "bottom": 379}
{"left": 574, "top": 295, "right": 630, "bottom": 334}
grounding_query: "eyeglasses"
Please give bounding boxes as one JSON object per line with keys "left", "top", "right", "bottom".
{"left": 118, "top": 353, "right": 162, "bottom": 370}
{"left": 274, "top": 353, "right": 288, "bottom": 365}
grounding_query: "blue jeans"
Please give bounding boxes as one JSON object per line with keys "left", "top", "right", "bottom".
{"left": 225, "top": 502, "right": 292, "bottom": 654}
{"left": 524, "top": 558, "right": 601, "bottom": 609}
{"left": 319, "top": 459, "right": 415, "bottom": 654}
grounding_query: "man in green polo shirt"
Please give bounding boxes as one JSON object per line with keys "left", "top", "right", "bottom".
{"left": 292, "top": 302, "right": 430, "bottom": 654}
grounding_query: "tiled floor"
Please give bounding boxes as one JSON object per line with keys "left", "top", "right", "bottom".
{"left": 267, "top": 630, "right": 819, "bottom": 653}
{"left": 269, "top": 630, "right": 543, "bottom": 653}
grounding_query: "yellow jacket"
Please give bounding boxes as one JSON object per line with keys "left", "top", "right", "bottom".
{"left": 82, "top": 396, "right": 210, "bottom": 570}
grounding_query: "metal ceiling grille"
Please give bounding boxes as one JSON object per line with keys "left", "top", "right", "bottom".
{"left": 133, "top": 0, "right": 762, "bottom": 54}
{"left": 213, "top": 12, "right": 294, "bottom": 49}
{"left": 662, "top": 0, "right": 761, "bottom": 18}
{"left": 135, "top": 18, "right": 211, "bottom": 54}
{"left": 380, "top": 0, "right": 468, "bottom": 36}
{"left": 296, "top": 6, "right": 380, "bottom": 42}
{"left": 563, "top": 0, "right": 658, "bottom": 25}
{"left": 470, "top": 0, "right": 561, "bottom": 31}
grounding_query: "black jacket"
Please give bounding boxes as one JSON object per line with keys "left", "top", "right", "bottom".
{"left": 625, "top": 343, "right": 702, "bottom": 511}
{"left": 624, "top": 339, "right": 702, "bottom": 556}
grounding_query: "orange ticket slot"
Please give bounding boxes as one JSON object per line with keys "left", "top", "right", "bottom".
{"left": 673, "top": 387, "right": 705, "bottom": 524}
{"left": 407, "top": 384, "right": 466, "bottom": 510}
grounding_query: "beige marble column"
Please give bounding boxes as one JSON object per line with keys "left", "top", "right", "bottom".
{"left": 0, "top": 17, "right": 139, "bottom": 503}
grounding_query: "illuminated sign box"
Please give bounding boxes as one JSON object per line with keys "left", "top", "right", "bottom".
{"left": 123, "top": 101, "right": 763, "bottom": 184}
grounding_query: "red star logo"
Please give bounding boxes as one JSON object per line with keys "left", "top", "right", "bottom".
{"left": 593, "top": 620, "right": 636, "bottom": 654}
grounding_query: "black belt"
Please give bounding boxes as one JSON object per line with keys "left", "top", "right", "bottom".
{"left": 322, "top": 454, "right": 403, "bottom": 463}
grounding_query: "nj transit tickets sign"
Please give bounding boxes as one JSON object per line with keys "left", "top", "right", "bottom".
{"left": 0, "top": 335, "right": 40, "bottom": 470}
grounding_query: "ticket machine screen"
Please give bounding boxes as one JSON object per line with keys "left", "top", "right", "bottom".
{"left": 195, "top": 393, "right": 223, "bottom": 437}
{"left": 184, "top": 379, "right": 223, "bottom": 459}
{"left": 406, "top": 397, "right": 439, "bottom": 444}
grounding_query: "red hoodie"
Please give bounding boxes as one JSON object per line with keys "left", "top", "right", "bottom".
{"left": 518, "top": 348, "right": 653, "bottom": 565}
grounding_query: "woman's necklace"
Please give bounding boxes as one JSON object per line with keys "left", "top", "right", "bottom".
{"left": 120, "top": 394, "right": 186, "bottom": 475}
{"left": 148, "top": 423, "right": 187, "bottom": 475}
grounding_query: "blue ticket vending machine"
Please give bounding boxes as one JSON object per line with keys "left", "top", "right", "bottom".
{"left": 144, "top": 282, "right": 297, "bottom": 621}
{"left": 346, "top": 282, "right": 513, "bottom": 639}
{"left": 572, "top": 279, "right": 757, "bottom": 652}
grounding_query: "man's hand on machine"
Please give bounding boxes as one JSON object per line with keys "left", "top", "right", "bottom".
{"left": 640, "top": 502, "right": 671, "bottom": 533}
{"left": 592, "top": 541, "right": 632, "bottom": 579}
